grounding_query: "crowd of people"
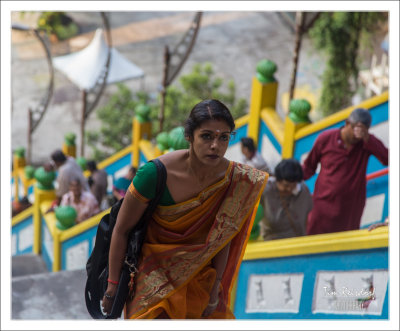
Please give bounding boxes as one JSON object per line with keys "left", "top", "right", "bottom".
{"left": 39, "top": 149, "right": 137, "bottom": 227}
{"left": 240, "top": 107, "right": 388, "bottom": 240}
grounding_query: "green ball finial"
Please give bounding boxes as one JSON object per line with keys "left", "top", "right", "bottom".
{"left": 289, "top": 99, "right": 312, "bottom": 123}
{"left": 34, "top": 166, "right": 56, "bottom": 190}
{"left": 156, "top": 131, "right": 169, "bottom": 151}
{"left": 167, "top": 127, "right": 189, "bottom": 151}
{"left": 135, "top": 104, "right": 151, "bottom": 123}
{"left": 55, "top": 206, "right": 77, "bottom": 230}
{"left": 76, "top": 157, "right": 87, "bottom": 171}
{"left": 24, "top": 165, "right": 36, "bottom": 179}
{"left": 14, "top": 147, "right": 26, "bottom": 158}
{"left": 64, "top": 132, "right": 76, "bottom": 146}
{"left": 256, "top": 59, "right": 277, "bottom": 83}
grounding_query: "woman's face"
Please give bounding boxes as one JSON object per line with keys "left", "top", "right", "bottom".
{"left": 190, "top": 119, "right": 232, "bottom": 166}
{"left": 70, "top": 181, "right": 82, "bottom": 199}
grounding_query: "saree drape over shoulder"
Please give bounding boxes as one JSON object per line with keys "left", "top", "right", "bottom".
{"left": 125, "top": 162, "right": 268, "bottom": 319}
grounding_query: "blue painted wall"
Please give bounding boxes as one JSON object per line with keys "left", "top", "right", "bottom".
{"left": 12, "top": 215, "right": 34, "bottom": 255}
{"left": 229, "top": 124, "right": 249, "bottom": 147}
{"left": 103, "top": 153, "right": 132, "bottom": 179}
{"left": 61, "top": 226, "right": 98, "bottom": 270}
{"left": 235, "top": 247, "right": 388, "bottom": 319}
{"left": 259, "top": 120, "right": 282, "bottom": 154}
{"left": 41, "top": 218, "right": 53, "bottom": 272}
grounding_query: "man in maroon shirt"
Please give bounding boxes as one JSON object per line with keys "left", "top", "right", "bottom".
{"left": 302, "top": 108, "right": 388, "bottom": 235}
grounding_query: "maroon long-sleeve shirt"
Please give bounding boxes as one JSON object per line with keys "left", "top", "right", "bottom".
{"left": 302, "top": 128, "right": 388, "bottom": 235}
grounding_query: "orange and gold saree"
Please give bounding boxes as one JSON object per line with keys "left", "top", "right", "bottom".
{"left": 125, "top": 161, "right": 268, "bottom": 319}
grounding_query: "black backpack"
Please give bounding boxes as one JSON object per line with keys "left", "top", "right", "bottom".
{"left": 85, "top": 159, "right": 167, "bottom": 319}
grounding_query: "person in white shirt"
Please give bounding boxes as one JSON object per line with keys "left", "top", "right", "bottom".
{"left": 240, "top": 137, "right": 271, "bottom": 173}
{"left": 50, "top": 149, "right": 89, "bottom": 203}
{"left": 60, "top": 178, "right": 100, "bottom": 224}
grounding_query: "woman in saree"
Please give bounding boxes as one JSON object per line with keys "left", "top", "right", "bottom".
{"left": 102, "top": 99, "right": 269, "bottom": 319}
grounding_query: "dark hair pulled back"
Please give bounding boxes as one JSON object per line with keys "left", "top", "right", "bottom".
{"left": 184, "top": 99, "right": 235, "bottom": 138}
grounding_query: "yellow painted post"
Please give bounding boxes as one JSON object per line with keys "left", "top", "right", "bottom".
{"left": 33, "top": 186, "right": 41, "bottom": 254}
{"left": 132, "top": 118, "right": 141, "bottom": 168}
{"left": 62, "top": 143, "right": 76, "bottom": 158}
{"left": 282, "top": 99, "right": 312, "bottom": 158}
{"left": 282, "top": 117, "right": 296, "bottom": 158}
{"left": 154, "top": 145, "right": 163, "bottom": 158}
{"left": 53, "top": 232, "right": 61, "bottom": 272}
{"left": 13, "top": 153, "right": 26, "bottom": 202}
{"left": 282, "top": 118, "right": 310, "bottom": 158}
{"left": 132, "top": 118, "right": 152, "bottom": 167}
{"left": 13, "top": 170, "right": 19, "bottom": 202}
{"left": 13, "top": 154, "right": 26, "bottom": 170}
{"left": 248, "top": 78, "right": 278, "bottom": 144}
{"left": 33, "top": 186, "right": 56, "bottom": 254}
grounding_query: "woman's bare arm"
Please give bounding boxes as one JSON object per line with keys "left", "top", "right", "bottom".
{"left": 202, "top": 242, "right": 231, "bottom": 317}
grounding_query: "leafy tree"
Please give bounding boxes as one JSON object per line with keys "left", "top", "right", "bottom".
{"left": 150, "top": 62, "right": 248, "bottom": 134}
{"left": 87, "top": 63, "right": 247, "bottom": 161}
{"left": 86, "top": 83, "right": 149, "bottom": 161}
{"left": 308, "top": 12, "right": 387, "bottom": 117}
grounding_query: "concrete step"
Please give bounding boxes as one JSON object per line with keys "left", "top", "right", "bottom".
{"left": 12, "top": 268, "right": 92, "bottom": 319}
{"left": 12, "top": 253, "right": 48, "bottom": 278}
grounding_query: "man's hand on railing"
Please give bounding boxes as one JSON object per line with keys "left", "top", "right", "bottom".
{"left": 45, "top": 199, "right": 60, "bottom": 214}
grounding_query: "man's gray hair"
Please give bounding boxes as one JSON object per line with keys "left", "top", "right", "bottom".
{"left": 348, "top": 108, "right": 372, "bottom": 128}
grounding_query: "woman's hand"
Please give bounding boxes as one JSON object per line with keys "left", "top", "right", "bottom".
{"left": 202, "top": 297, "right": 219, "bottom": 318}
{"left": 101, "top": 283, "right": 118, "bottom": 316}
{"left": 202, "top": 278, "right": 220, "bottom": 317}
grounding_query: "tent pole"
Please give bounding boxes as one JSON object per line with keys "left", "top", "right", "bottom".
{"left": 81, "top": 90, "right": 87, "bottom": 158}
{"left": 27, "top": 108, "right": 32, "bottom": 164}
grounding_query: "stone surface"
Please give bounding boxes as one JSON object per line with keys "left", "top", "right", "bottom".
{"left": 12, "top": 268, "right": 91, "bottom": 319}
{"left": 12, "top": 253, "right": 48, "bottom": 277}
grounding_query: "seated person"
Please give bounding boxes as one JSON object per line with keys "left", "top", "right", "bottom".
{"left": 260, "top": 158, "right": 313, "bottom": 240}
{"left": 60, "top": 178, "right": 100, "bottom": 224}
{"left": 240, "top": 137, "right": 271, "bottom": 173}
{"left": 112, "top": 166, "right": 137, "bottom": 201}
{"left": 46, "top": 150, "right": 89, "bottom": 213}
{"left": 12, "top": 196, "right": 32, "bottom": 217}
{"left": 87, "top": 160, "right": 108, "bottom": 208}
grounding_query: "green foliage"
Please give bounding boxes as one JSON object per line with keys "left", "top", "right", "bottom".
{"left": 37, "top": 12, "right": 79, "bottom": 40}
{"left": 150, "top": 63, "right": 248, "bottom": 133}
{"left": 86, "top": 83, "right": 150, "bottom": 162}
{"left": 309, "top": 12, "right": 387, "bottom": 116}
{"left": 88, "top": 63, "right": 247, "bottom": 162}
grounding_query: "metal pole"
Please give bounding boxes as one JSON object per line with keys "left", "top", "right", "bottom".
{"left": 289, "top": 12, "right": 305, "bottom": 101}
{"left": 27, "top": 108, "right": 32, "bottom": 164}
{"left": 159, "top": 45, "right": 170, "bottom": 133}
{"left": 81, "top": 90, "right": 87, "bottom": 157}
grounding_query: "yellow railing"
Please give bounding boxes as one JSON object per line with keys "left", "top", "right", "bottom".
{"left": 244, "top": 226, "right": 388, "bottom": 261}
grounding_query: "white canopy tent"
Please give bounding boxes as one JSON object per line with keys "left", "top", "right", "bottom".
{"left": 53, "top": 28, "right": 145, "bottom": 157}
{"left": 53, "top": 28, "right": 145, "bottom": 91}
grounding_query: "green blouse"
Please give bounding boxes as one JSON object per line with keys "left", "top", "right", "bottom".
{"left": 132, "top": 161, "right": 175, "bottom": 206}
